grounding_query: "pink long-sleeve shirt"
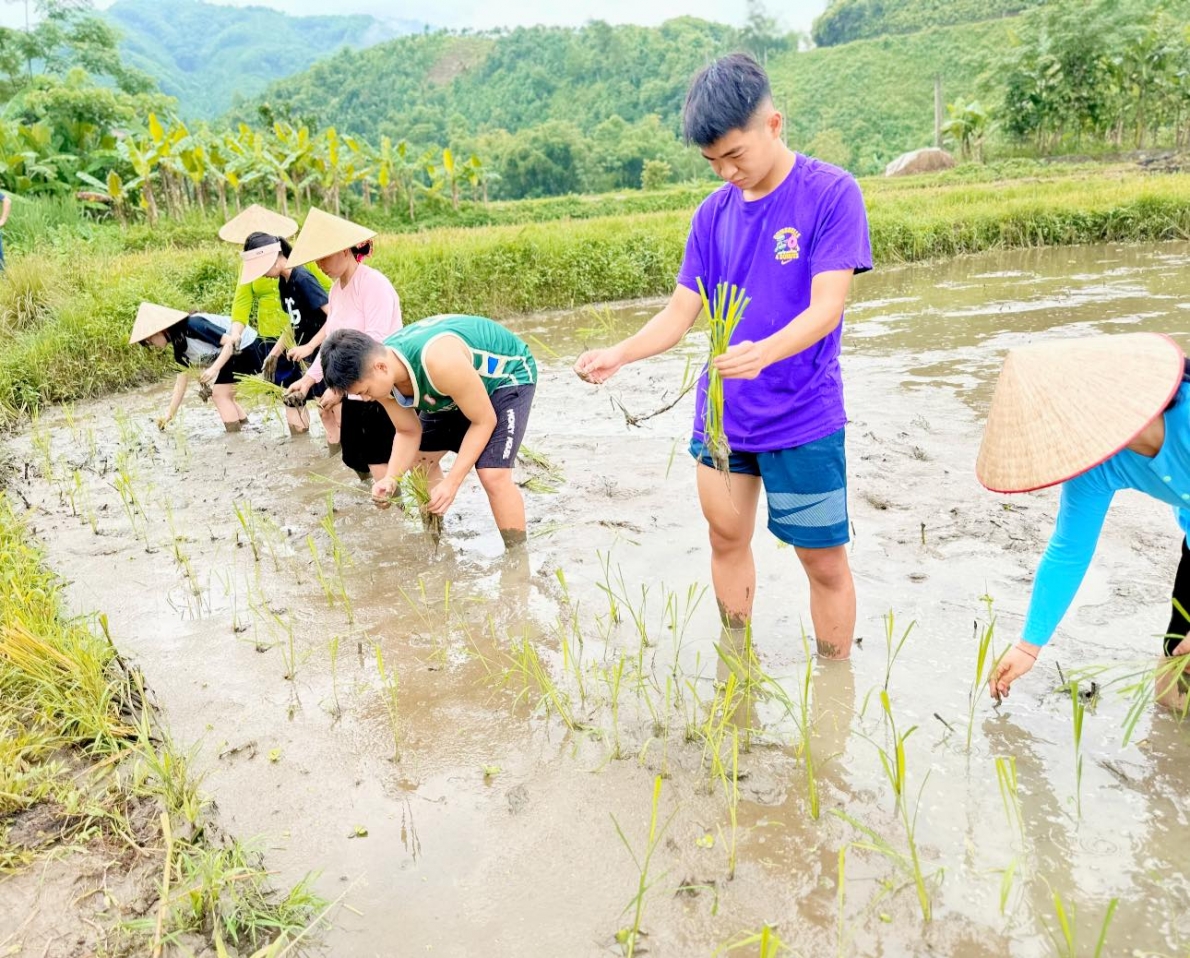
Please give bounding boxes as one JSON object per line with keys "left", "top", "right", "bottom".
{"left": 308, "top": 263, "right": 403, "bottom": 384}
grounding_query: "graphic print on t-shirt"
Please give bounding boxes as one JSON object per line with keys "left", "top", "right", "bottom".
{"left": 773, "top": 227, "right": 801, "bottom": 265}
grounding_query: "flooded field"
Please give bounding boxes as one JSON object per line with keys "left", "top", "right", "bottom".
{"left": 7, "top": 241, "right": 1190, "bottom": 957}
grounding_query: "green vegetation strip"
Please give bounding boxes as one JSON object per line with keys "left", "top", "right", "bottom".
{"left": 0, "top": 498, "right": 323, "bottom": 950}
{"left": 1, "top": 168, "right": 1188, "bottom": 426}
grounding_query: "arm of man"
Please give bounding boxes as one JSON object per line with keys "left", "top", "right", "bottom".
{"left": 200, "top": 340, "right": 236, "bottom": 385}
{"left": 714, "top": 269, "right": 854, "bottom": 379}
{"left": 372, "top": 397, "right": 423, "bottom": 505}
{"left": 574, "top": 284, "right": 702, "bottom": 383}
{"left": 423, "top": 338, "right": 498, "bottom": 516}
{"left": 231, "top": 283, "right": 254, "bottom": 329}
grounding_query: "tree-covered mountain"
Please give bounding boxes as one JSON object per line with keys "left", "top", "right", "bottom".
{"left": 103, "top": 0, "right": 425, "bottom": 119}
{"left": 810, "top": 0, "right": 1048, "bottom": 47}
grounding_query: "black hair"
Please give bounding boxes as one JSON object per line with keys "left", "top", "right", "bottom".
{"left": 682, "top": 53, "right": 772, "bottom": 147}
{"left": 321, "top": 328, "right": 384, "bottom": 392}
{"left": 136, "top": 314, "right": 191, "bottom": 366}
{"left": 351, "top": 239, "right": 374, "bottom": 262}
{"left": 243, "top": 230, "right": 293, "bottom": 259}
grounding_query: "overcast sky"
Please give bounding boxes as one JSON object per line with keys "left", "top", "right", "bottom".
{"left": 1, "top": 0, "right": 829, "bottom": 33}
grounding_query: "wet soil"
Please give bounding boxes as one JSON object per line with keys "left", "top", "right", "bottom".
{"left": 6, "top": 241, "right": 1190, "bottom": 957}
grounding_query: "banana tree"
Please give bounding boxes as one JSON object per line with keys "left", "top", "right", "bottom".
{"left": 76, "top": 168, "right": 140, "bottom": 222}
{"left": 118, "top": 130, "right": 160, "bottom": 223}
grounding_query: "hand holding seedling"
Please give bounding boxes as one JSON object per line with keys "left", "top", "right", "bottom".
{"left": 371, "top": 475, "right": 398, "bottom": 509}
{"left": 713, "top": 339, "right": 770, "bottom": 380}
{"left": 428, "top": 478, "right": 460, "bottom": 516}
{"left": 262, "top": 351, "right": 279, "bottom": 381}
{"left": 318, "top": 387, "right": 343, "bottom": 411}
{"left": 198, "top": 365, "right": 219, "bottom": 387}
{"left": 989, "top": 642, "right": 1040, "bottom": 700}
{"left": 288, "top": 342, "right": 316, "bottom": 363}
{"left": 574, "top": 345, "right": 626, "bottom": 384}
{"left": 284, "top": 377, "right": 312, "bottom": 406}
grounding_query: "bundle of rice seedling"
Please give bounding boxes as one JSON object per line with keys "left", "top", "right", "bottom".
{"left": 696, "top": 278, "right": 749, "bottom": 475}
{"left": 233, "top": 373, "right": 288, "bottom": 412}
{"left": 402, "top": 467, "right": 443, "bottom": 544}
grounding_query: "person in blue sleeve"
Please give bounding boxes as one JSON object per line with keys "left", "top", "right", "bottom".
{"left": 978, "top": 332, "right": 1190, "bottom": 705}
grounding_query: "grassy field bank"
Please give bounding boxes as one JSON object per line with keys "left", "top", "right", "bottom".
{"left": 0, "top": 499, "right": 325, "bottom": 953}
{"left": 1, "top": 166, "right": 1188, "bottom": 427}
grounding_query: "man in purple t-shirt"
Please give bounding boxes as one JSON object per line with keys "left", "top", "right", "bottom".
{"left": 575, "top": 54, "right": 872, "bottom": 658}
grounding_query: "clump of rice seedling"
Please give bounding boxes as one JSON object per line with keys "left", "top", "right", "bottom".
{"left": 375, "top": 644, "right": 402, "bottom": 762}
{"left": 696, "top": 278, "right": 749, "bottom": 475}
{"left": 1042, "top": 881, "right": 1118, "bottom": 958}
{"left": 611, "top": 775, "right": 676, "bottom": 958}
{"left": 1069, "top": 680, "right": 1086, "bottom": 819}
{"left": 402, "top": 466, "right": 442, "bottom": 544}
{"left": 967, "top": 596, "right": 1005, "bottom": 750}
{"left": 233, "top": 373, "right": 288, "bottom": 424}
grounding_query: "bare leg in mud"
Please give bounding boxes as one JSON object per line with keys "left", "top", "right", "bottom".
{"left": 211, "top": 384, "right": 247, "bottom": 431}
{"left": 795, "top": 544, "right": 855, "bottom": 660}
{"left": 697, "top": 463, "right": 855, "bottom": 657}
{"left": 697, "top": 463, "right": 760, "bottom": 629}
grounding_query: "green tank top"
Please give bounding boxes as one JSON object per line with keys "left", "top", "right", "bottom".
{"left": 384, "top": 314, "right": 537, "bottom": 414}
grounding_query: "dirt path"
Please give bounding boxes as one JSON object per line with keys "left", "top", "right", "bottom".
{"left": 6, "top": 241, "right": 1190, "bottom": 956}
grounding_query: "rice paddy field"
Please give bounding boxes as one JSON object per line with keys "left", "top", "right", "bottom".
{"left": 6, "top": 239, "right": 1190, "bottom": 956}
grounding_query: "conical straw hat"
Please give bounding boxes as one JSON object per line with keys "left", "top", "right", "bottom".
{"left": 218, "top": 205, "right": 298, "bottom": 244}
{"left": 238, "top": 241, "right": 282, "bottom": 286}
{"left": 287, "top": 207, "right": 375, "bottom": 269}
{"left": 976, "top": 332, "right": 1185, "bottom": 493}
{"left": 129, "top": 302, "right": 188, "bottom": 345}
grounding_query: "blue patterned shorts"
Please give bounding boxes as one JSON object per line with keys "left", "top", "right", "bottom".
{"left": 689, "top": 427, "right": 849, "bottom": 549}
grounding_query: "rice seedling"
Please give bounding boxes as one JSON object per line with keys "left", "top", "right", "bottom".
{"left": 112, "top": 460, "right": 151, "bottom": 547}
{"left": 517, "top": 445, "right": 565, "bottom": 494}
{"left": 763, "top": 631, "right": 819, "bottom": 818}
{"left": 502, "top": 631, "right": 578, "bottom": 730}
{"left": 611, "top": 775, "right": 676, "bottom": 958}
{"left": 307, "top": 535, "right": 337, "bottom": 609}
{"left": 577, "top": 304, "right": 621, "bottom": 341}
{"left": 71, "top": 469, "right": 99, "bottom": 534}
{"left": 596, "top": 550, "right": 622, "bottom": 626}
{"left": 374, "top": 644, "right": 402, "bottom": 761}
{"left": 233, "top": 499, "right": 272, "bottom": 565}
{"left": 602, "top": 652, "right": 628, "bottom": 759}
{"left": 967, "top": 597, "right": 1005, "bottom": 750}
{"left": 163, "top": 502, "right": 202, "bottom": 599}
{"left": 234, "top": 373, "right": 289, "bottom": 427}
{"left": 320, "top": 494, "right": 353, "bottom": 622}
{"left": 715, "top": 924, "right": 790, "bottom": 957}
{"left": 882, "top": 610, "right": 915, "bottom": 692}
{"left": 696, "top": 278, "right": 749, "bottom": 476}
{"left": 327, "top": 635, "right": 342, "bottom": 719}
{"left": 29, "top": 412, "right": 57, "bottom": 482}
{"left": 836, "top": 846, "right": 848, "bottom": 957}
{"left": 1069, "top": 680, "right": 1086, "bottom": 819}
{"left": 837, "top": 690, "right": 937, "bottom": 923}
{"left": 402, "top": 466, "right": 443, "bottom": 544}
{"left": 1041, "top": 881, "right": 1118, "bottom": 958}
{"left": 606, "top": 355, "right": 699, "bottom": 428}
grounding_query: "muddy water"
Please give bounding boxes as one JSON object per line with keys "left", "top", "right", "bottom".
{"left": 9, "top": 241, "right": 1190, "bottom": 957}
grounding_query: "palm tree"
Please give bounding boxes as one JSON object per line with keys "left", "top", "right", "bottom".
{"left": 941, "top": 101, "right": 989, "bottom": 162}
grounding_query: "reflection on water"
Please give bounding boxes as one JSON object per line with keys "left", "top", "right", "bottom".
{"left": 14, "top": 240, "right": 1190, "bottom": 957}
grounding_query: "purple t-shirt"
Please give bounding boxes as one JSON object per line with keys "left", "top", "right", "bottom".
{"left": 677, "top": 154, "right": 872, "bottom": 452}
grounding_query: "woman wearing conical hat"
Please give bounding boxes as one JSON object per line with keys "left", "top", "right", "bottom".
{"left": 980, "top": 332, "right": 1190, "bottom": 704}
{"left": 128, "top": 302, "right": 271, "bottom": 431}
{"left": 220, "top": 207, "right": 333, "bottom": 430}
{"left": 283, "top": 208, "right": 403, "bottom": 481}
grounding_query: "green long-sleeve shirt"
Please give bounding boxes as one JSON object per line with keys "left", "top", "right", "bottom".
{"left": 231, "top": 265, "right": 332, "bottom": 340}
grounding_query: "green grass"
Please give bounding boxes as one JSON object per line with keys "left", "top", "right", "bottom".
{"left": 1, "top": 166, "right": 1188, "bottom": 426}
{"left": 0, "top": 498, "right": 325, "bottom": 948}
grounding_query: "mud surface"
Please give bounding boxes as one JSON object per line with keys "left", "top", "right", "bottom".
{"left": 6, "top": 241, "right": 1190, "bottom": 957}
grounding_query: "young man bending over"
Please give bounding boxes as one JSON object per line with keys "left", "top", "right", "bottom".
{"left": 575, "top": 54, "right": 872, "bottom": 657}
{"left": 319, "top": 316, "right": 538, "bottom": 547}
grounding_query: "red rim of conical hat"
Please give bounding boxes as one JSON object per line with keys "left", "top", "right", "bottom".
{"left": 130, "top": 302, "right": 188, "bottom": 345}
{"left": 287, "top": 207, "right": 375, "bottom": 269}
{"left": 217, "top": 205, "right": 298, "bottom": 244}
{"left": 976, "top": 332, "right": 1185, "bottom": 494}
